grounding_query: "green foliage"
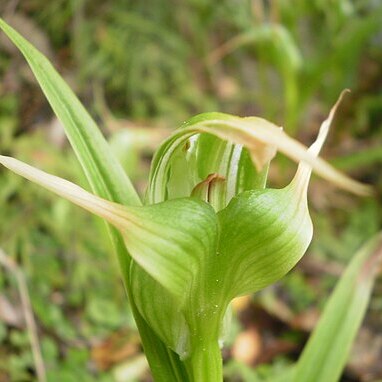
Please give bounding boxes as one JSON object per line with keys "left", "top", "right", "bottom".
{"left": 292, "top": 234, "right": 382, "bottom": 382}
{"left": 17, "top": 0, "right": 381, "bottom": 128}
{"left": 0, "top": 3, "right": 381, "bottom": 381}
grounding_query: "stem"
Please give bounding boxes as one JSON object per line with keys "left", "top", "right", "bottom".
{"left": 185, "top": 338, "right": 222, "bottom": 382}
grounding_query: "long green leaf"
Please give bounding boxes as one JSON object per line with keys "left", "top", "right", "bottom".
{"left": 293, "top": 233, "right": 382, "bottom": 382}
{"left": 0, "top": 19, "right": 139, "bottom": 207}
{"left": 0, "top": 19, "right": 187, "bottom": 381}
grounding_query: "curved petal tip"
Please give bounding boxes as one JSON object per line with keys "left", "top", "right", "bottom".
{"left": 291, "top": 90, "right": 373, "bottom": 197}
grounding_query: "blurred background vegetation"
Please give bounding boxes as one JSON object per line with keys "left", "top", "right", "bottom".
{"left": 0, "top": 0, "right": 381, "bottom": 381}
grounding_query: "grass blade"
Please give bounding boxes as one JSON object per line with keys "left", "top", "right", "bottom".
{"left": 0, "top": 18, "right": 139, "bottom": 207}
{"left": 293, "top": 233, "right": 382, "bottom": 382}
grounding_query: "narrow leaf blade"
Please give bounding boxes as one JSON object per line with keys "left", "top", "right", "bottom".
{"left": 0, "top": 18, "right": 140, "bottom": 207}
{"left": 293, "top": 233, "right": 382, "bottom": 382}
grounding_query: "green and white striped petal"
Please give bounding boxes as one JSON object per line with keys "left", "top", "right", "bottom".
{"left": 0, "top": 155, "right": 217, "bottom": 302}
{"left": 215, "top": 93, "right": 350, "bottom": 298}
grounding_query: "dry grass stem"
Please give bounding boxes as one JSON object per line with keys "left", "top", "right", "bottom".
{"left": 0, "top": 249, "right": 47, "bottom": 382}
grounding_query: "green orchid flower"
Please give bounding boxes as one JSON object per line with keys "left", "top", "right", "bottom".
{"left": 0, "top": 92, "right": 371, "bottom": 380}
{"left": 0, "top": 18, "right": 374, "bottom": 382}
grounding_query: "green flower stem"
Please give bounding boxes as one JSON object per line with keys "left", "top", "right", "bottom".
{"left": 185, "top": 293, "right": 226, "bottom": 381}
{"left": 185, "top": 338, "right": 222, "bottom": 382}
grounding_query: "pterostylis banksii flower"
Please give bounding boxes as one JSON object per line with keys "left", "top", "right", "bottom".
{"left": 0, "top": 89, "right": 372, "bottom": 380}
{"left": 0, "top": 17, "right": 374, "bottom": 382}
